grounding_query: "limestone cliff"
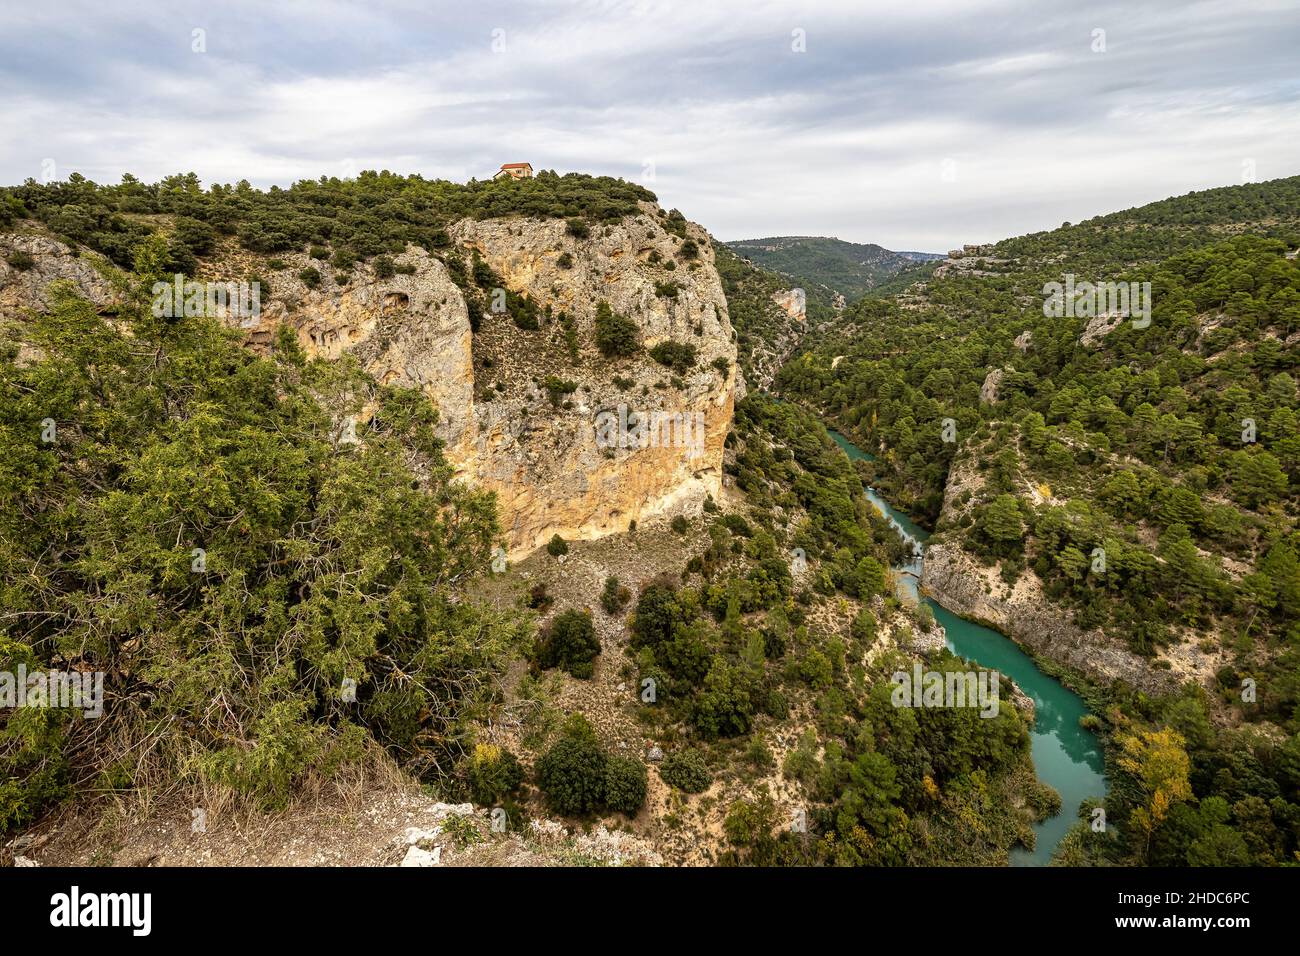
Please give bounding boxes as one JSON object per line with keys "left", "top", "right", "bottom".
{"left": 0, "top": 235, "right": 115, "bottom": 314}
{"left": 0, "top": 201, "right": 737, "bottom": 560}
{"left": 922, "top": 540, "right": 1180, "bottom": 695}
{"left": 770, "top": 288, "right": 806, "bottom": 323}
{"left": 239, "top": 247, "right": 477, "bottom": 466}
{"left": 448, "top": 204, "right": 734, "bottom": 556}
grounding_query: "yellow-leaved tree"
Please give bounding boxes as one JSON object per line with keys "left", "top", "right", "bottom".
{"left": 1117, "top": 727, "right": 1192, "bottom": 860}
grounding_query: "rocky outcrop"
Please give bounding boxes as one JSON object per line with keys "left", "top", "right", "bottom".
{"left": 979, "top": 367, "right": 1006, "bottom": 404}
{"left": 923, "top": 540, "right": 1179, "bottom": 695}
{"left": 770, "top": 288, "right": 806, "bottom": 323}
{"left": 1078, "top": 312, "right": 1125, "bottom": 347}
{"left": 735, "top": 288, "right": 807, "bottom": 392}
{"left": 1009, "top": 682, "right": 1036, "bottom": 723}
{"left": 0, "top": 234, "right": 115, "bottom": 315}
{"left": 245, "top": 247, "right": 477, "bottom": 463}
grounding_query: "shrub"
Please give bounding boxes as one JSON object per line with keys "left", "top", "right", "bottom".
{"left": 720, "top": 513, "right": 752, "bottom": 537}
{"left": 247, "top": 273, "right": 271, "bottom": 302}
{"left": 536, "top": 609, "right": 600, "bottom": 679}
{"left": 850, "top": 608, "right": 877, "bottom": 646}
{"left": 298, "top": 266, "right": 322, "bottom": 289}
{"left": 762, "top": 688, "right": 789, "bottom": 719}
{"left": 463, "top": 743, "right": 523, "bottom": 805}
{"left": 691, "top": 660, "right": 754, "bottom": 738}
{"left": 471, "top": 255, "right": 495, "bottom": 288}
{"left": 630, "top": 581, "right": 682, "bottom": 648}
{"left": 536, "top": 719, "right": 606, "bottom": 815}
{"left": 744, "top": 734, "right": 775, "bottom": 771}
{"left": 600, "top": 576, "right": 631, "bottom": 615}
{"left": 557, "top": 251, "right": 574, "bottom": 269}
{"left": 547, "top": 534, "right": 569, "bottom": 557}
{"left": 671, "top": 514, "right": 689, "bottom": 535}
{"left": 679, "top": 239, "right": 699, "bottom": 260}
{"left": 594, "top": 301, "right": 640, "bottom": 358}
{"left": 649, "top": 340, "right": 697, "bottom": 374}
{"left": 565, "top": 218, "right": 591, "bottom": 239}
{"left": 542, "top": 375, "right": 576, "bottom": 407}
{"left": 6, "top": 250, "right": 35, "bottom": 271}
{"left": 527, "top": 582, "right": 553, "bottom": 610}
{"left": 603, "top": 756, "right": 648, "bottom": 814}
{"left": 659, "top": 749, "right": 711, "bottom": 793}
{"left": 309, "top": 245, "right": 329, "bottom": 260}
{"left": 374, "top": 255, "right": 396, "bottom": 278}
{"left": 172, "top": 216, "right": 215, "bottom": 256}
{"left": 724, "top": 794, "right": 776, "bottom": 847}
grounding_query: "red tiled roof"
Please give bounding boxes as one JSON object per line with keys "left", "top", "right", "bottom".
{"left": 500, "top": 162, "right": 532, "bottom": 169}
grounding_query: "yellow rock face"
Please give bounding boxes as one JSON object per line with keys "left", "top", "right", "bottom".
{"left": 448, "top": 205, "right": 737, "bottom": 558}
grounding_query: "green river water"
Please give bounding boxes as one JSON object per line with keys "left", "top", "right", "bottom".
{"left": 827, "top": 427, "right": 1107, "bottom": 865}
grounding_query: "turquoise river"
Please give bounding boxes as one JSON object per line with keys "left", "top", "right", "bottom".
{"left": 828, "top": 427, "right": 1107, "bottom": 865}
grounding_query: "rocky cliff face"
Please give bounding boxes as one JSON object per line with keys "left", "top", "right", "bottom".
{"left": 1, "top": 201, "right": 737, "bottom": 559}
{"left": 923, "top": 540, "right": 1180, "bottom": 695}
{"left": 770, "top": 288, "right": 806, "bottom": 323}
{"left": 449, "top": 204, "right": 734, "bottom": 556}
{"left": 236, "top": 246, "right": 478, "bottom": 463}
{"left": 0, "top": 235, "right": 115, "bottom": 314}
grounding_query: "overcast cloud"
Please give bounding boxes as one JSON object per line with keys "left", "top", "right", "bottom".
{"left": 2, "top": 0, "right": 1298, "bottom": 250}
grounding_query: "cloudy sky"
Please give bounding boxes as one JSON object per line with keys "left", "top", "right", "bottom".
{"left": 2, "top": 0, "right": 1298, "bottom": 250}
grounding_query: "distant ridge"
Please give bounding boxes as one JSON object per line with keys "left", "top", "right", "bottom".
{"left": 726, "top": 235, "right": 942, "bottom": 301}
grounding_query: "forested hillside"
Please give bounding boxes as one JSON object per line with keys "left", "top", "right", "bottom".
{"left": 3, "top": 168, "right": 1298, "bottom": 868}
{"left": 778, "top": 175, "right": 1300, "bottom": 865}
{"left": 0, "top": 240, "right": 527, "bottom": 831}
{"left": 0, "top": 170, "right": 672, "bottom": 836}
{"left": 727, "top": 236, "right": 939, "bottom": 301}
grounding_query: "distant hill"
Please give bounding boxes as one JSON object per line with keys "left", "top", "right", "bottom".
{"left": 726, "top": 236, "right": 943, "bottom": 301}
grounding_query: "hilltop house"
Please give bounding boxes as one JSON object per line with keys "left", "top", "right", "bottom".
{"left": 494, "top": 162, "right": 533, "bottom": 180}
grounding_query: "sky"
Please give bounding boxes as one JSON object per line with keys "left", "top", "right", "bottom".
{"left": 2, "top": 0, "right": 1298, "bottom": 251}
